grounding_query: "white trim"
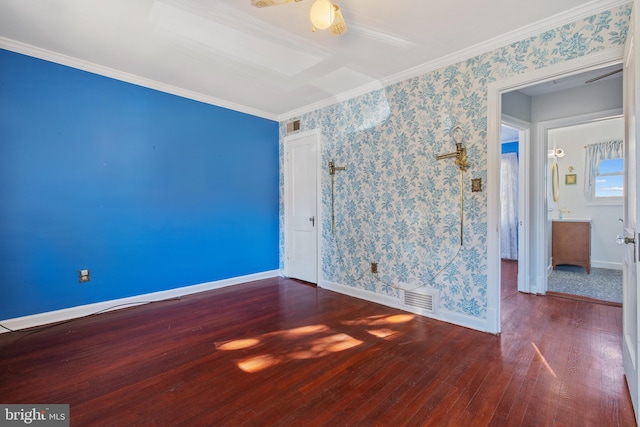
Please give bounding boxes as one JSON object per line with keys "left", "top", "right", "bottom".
{"left": 319, "top": 279, "right": 400, "bottom": 307}
{"left": 487, "top": 48, "right": 625, "bottom": 334}
{"left": 536, "top": 109, "right": 623, "bottom": 135}
{"left": 0, "top": 37, "right": 278, "bottom": 122}
{"left": 592, "top": 260, "right": 624, "bottom": 270}
{"left": 536, "top": 108, "right": 623, "bottom": 292}
{"left": 279, "top": 0, "right": 630, "bottom": 121}
{"left": 283, "top": 129, "right": 321, "bottom": 283}
{"left": 319, "top": 280, "right": 491, "bottom": 333}
{"left": 501, "top": 114, "right": 532, "bottom": 294}
{"left": 0, "top": 270, "right": 279, "bottom": 334}
{"left": 316, "top": 131, "right": 324, "bottom": 286}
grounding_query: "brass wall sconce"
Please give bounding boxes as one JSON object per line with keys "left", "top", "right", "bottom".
{"left": 436, "top": 126, "right": 470, "bottom": 245}
{"left": 436, "top": 126, "right": 469, "bottom": 172}
{"left": 329, "top": 160, "right": 347, "bottom": 232}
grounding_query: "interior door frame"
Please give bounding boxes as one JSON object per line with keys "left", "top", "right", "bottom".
{"left": 535, "top": 108, "right": 623, "bottom": 293}
{"left": 283, "top": 129, "right": 322, "bottom": 283}
{"left": 501, "top": 115, "right": 531, "bottom": 293}
{"left": 622, "top": 4, "right": 639, "bottom": 418}
{"left": 486, "top": 48, "right": 624, "bottom": 334}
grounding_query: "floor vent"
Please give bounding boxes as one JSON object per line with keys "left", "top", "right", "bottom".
{"left": 403, "top": 290, "right": 435, "bottom": 314}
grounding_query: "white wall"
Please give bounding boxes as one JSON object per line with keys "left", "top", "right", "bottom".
{"left": 502, "top": 91, "right": 531, "bottom": 123}
{"left": 548, "top": 118, "right": 624, "bottom": 270}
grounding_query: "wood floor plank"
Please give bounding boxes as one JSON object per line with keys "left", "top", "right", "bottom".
{"left": 0, "top": 268, "right": 635, "bottom": 426}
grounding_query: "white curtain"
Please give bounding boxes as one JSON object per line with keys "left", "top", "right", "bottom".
{"left": 584, "top": 140, "right": 623, "bottom": 199}
{"left": 501, "top": 153, "right": 518, "bottom": 260}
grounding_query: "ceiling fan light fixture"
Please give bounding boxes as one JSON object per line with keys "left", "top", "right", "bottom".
{"left": 310, "top": 0, "right": 336, "bottom": 30}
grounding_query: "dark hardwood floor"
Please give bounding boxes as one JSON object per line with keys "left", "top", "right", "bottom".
{"left": 0, "top": 260, "right": 635, "bottom": 426}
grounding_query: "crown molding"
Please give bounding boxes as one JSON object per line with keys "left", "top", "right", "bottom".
{"left": 278, "top": 0, "right": 631, "bottom": 121}
{"left": 0, "top": 37, "right": 279, "bottom": 122}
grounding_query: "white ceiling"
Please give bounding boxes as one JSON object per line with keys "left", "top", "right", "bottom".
{"left": 0, "top": 0, "right": 628, "bottom": 120}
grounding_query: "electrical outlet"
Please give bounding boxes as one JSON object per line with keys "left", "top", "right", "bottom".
{"left": 371, "top": 262, "right": 378, "bottom": 274}
{"left": 78, "top": 269, "right": 90, "bottom": 283}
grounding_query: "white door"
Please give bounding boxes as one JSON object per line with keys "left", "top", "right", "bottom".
{"left": 623, "top": 2, "right": 640, "bottom": 421}
{"left": 284, "top": 131, "right": 318, "bottom": 283}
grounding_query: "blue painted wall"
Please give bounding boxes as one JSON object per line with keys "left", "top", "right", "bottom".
{"left": 0, "top": 49, "right": 279, "bottom": 319}
{"left": 501, "top": 141, "right": 519, "bottom": 155}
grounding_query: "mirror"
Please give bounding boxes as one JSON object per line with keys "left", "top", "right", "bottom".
{"left": 552, "top": 162, "right": 559, "bottom": 202}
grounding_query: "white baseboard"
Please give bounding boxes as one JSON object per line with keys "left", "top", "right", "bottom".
{"left": 548, "top": 260, "right": 623, "bottom": 271}
{"left": 592, "top": 260, "right": 623, "bottom": 270}
{"left": 319, "top": 279, "right": 400, "bottom": 307}
{"left": 0, "top": 270, "right": 280, "bottom": 334}
{"left": 319, "top": 280, "right": 490, "bottom": 333}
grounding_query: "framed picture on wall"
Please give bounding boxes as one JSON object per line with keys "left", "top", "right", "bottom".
{"left": 565, "top": 174, "right": 577, "bottom": 185}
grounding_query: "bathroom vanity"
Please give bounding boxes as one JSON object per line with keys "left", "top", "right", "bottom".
{"left": 552, "top": 219, "right": 591, "bottom": 274}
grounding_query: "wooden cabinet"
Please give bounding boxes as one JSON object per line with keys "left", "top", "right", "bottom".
{"left": 552, "top": 220, "right": 591, "bottom": 274}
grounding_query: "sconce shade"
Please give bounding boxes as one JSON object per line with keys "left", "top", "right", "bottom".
{"left": 310, "top": 0, "right": 335, "bottom": 30}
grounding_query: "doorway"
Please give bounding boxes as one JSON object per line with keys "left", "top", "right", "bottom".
{"left": 500, "top": 118, "right": 531, "bottom": 294}
{"left": 283, "top": 130, "right": 321, "bottom": 284}
{"left": 542, "top": 114, "right": 624, "bottom": 304}
{"left": 485, "top": 50, "right": 624, "bottom": 334}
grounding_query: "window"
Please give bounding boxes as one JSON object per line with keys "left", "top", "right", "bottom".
{"left": 584, "top": 140, "right": 623, "bottom": 202}
{"left": 594, "top": 158, "right": 623, "bottom": 198}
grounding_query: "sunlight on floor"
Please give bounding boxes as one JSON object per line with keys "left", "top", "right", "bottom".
{"left": 235, "top": 333, "right": 363, "bottom": 372}
{"left": 280, "top": 324, "right": 330, "bottom": 338}
{"left": 238, "top": 354, "right": 282, "bottom": 373}
{"left": 366, "top": 328, "right": 399, "bottom": 339}
{"left": 341, "top": 313, "right": 415, "bottom": 326}
{"left": 532, "top": 342, "right": 558, "bottom": 378}
{"left": 217, "top": 313, "right": 413, "bottom": 373}
{"left": 289, "top": 333, "right": 363, "bottom": 360}
{"left": 216, "top": 338, "right": 261, "bottom": 351}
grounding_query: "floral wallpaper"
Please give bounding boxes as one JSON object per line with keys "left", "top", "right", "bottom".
{"left": 280, "top": 4, "right": 631, "bottom": 321}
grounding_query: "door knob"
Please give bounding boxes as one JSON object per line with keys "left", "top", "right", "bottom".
{"left": 620, "top": 234, "right": 639, "bottom": 262}
{"left": 617, "top": 235, "right": 636, "bottom": 245}
{"left": 309, "top": 216, "right": 315, "bottom": 227}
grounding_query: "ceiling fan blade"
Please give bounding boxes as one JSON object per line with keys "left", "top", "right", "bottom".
{"left": 329, "top": 5, "right": 347, "bottom": 36}
{"left": 251, "top": 0, "right": 302, "bottom": 7}
{"left": 585, "top": 68, "right": 623, "bottom": 84}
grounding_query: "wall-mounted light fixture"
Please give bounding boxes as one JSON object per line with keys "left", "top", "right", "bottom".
{"left": 436, "top": 126, "right": 470, "bottom": 245}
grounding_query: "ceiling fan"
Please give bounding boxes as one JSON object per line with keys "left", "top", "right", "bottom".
{"left": 585, "top": 68, "right": 623, "bottom": 84}
{"left": 251, "top": 0, "right": 348, "bottom": 36}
